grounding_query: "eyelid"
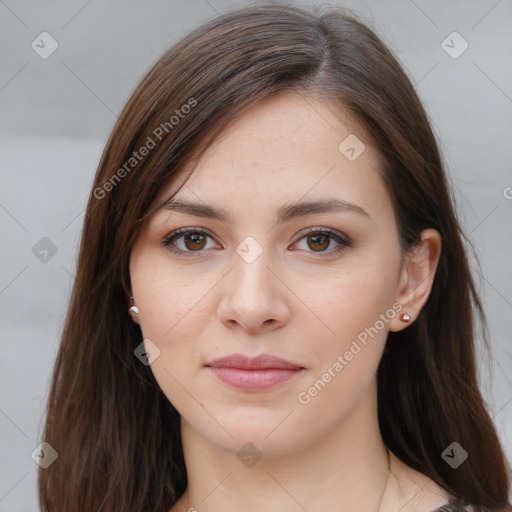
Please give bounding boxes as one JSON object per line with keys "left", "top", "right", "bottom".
{"left": 162, "top": 226, "right": 215, "bottom": 242}
{"left": 294, "top": 226, "right": 352, "bottom": 245}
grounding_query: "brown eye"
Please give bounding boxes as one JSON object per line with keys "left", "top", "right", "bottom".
{"left": 307, "top": 233, "right": 330, "bottom": 251}
{"left": 162, "top": 228, "right": 219, "bottom": 256}
{"left": 183, "top": 232, "right": 207, "bottom": 251}
{"left": 293, "top": 228, "right": 352, "bottom": 257}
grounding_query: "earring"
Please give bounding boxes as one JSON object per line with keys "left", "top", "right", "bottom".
{"left": 128, "top": 296, "right": 139, "bottom": 320}
{"left": 399, "top": 312, "right": 411, "bottom": 323}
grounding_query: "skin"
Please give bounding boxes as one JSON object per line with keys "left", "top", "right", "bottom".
{"left": 129, "top": 91, "right": 448, "bottom": 512}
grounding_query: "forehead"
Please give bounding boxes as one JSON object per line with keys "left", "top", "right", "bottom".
{"left": 154, "top": 91, "right": 391, "bottom": 222}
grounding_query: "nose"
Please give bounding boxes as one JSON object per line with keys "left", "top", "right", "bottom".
{"left": 216, "top": 249, "right": 291, "bottom": 334}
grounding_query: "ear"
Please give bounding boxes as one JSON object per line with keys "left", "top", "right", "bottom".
{"left": 389, "top": 228, "right": 442, "bottom": 332}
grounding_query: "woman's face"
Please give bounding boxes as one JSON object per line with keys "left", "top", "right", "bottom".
{"left": 129, "top": 91, "right": 406, "bottom": 456}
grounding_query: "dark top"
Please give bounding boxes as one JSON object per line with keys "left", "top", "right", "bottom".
{"left": 432, "top": 502, "right": 512, "bottom": 511}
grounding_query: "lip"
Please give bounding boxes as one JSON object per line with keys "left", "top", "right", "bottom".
{"left": 205, "top": 353, "right": 305, "bottom": 391}
{"left": 206, "top": 353, "right": 303, "bottom": 370}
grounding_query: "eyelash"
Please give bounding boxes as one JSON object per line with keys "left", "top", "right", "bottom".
{"left": 161, "top": 227, "right": 352, "bottom": 258}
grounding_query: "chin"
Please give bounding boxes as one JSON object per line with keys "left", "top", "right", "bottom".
{"left": 185, "top": 406, "right": 304, "bottom": 456}
{"left": 218, "top": 430, "right": 302, "bottom": 460}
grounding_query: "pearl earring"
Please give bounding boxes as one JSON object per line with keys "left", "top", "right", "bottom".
{"left": 128, "top": 296, "right": 139, "bottom": 319}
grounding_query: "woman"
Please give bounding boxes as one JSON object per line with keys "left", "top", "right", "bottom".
{"left": 38, "top": 3, "right": 511, "bottom": 511}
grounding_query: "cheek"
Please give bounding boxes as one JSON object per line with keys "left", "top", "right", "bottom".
{"left": 292, "top": 250, "right": 400, "bottom": 408}
{"left": 292, "top": 270, "right": 397, "bottom": 423}
{"left": 130, "top": 258, "right": 213, "bottom": 416}
{"left": 131, "top": 252, "right": 211, "bottom": 340}
{"left": 301, "top": 255, "right": 400, "bottom": 348}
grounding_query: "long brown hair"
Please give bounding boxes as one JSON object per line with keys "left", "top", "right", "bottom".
{"left": 38, "top": 4, "right": 511, "bottom": 510}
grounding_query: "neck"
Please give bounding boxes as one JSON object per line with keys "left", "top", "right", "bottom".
{"left": 174, "top": 382, "right": 395, "bottom": 512}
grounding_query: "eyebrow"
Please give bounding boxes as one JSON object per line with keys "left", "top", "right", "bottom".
{"left": 157, "top": 197, "right": 370, "bottom": 222}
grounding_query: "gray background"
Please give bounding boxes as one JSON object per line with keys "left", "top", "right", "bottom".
{"left": 1, "top": 0, "right": 511, "bottom": 510}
